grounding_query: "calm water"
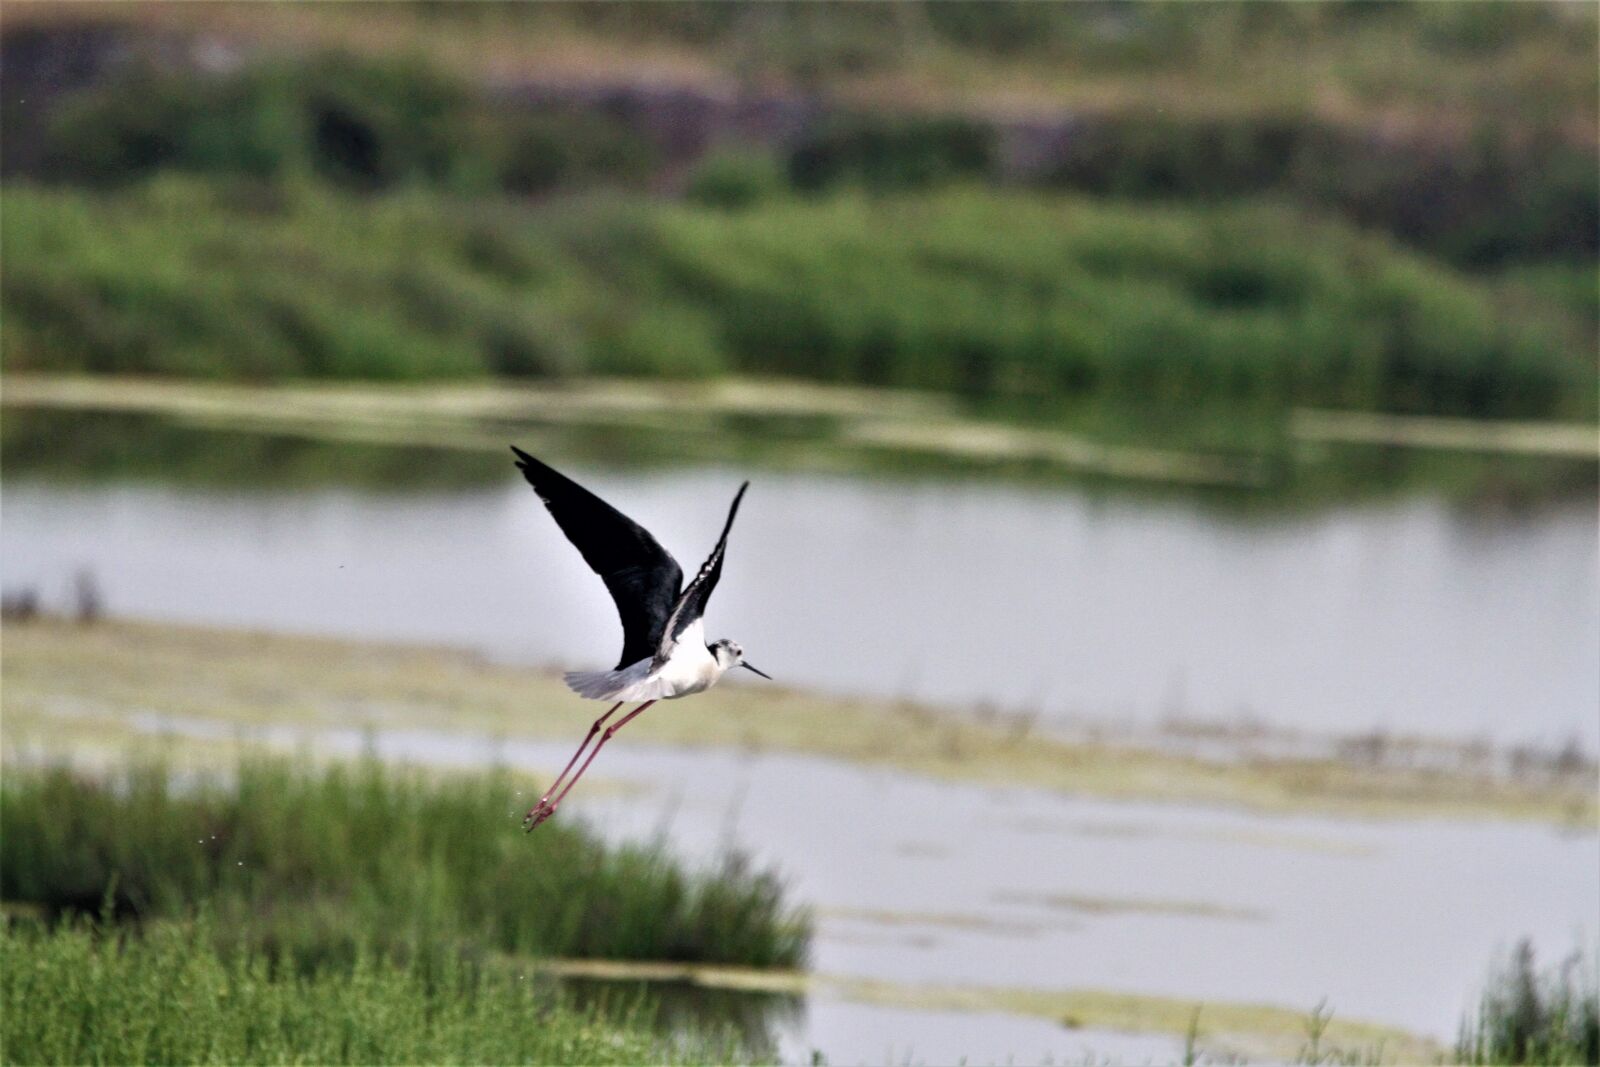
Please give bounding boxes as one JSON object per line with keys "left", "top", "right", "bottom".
{"left": 360, "top": 729, "right": 1600, "bottom": 1044}
{"left": 3, "top": 467, "right": 1597, "bottom": 749}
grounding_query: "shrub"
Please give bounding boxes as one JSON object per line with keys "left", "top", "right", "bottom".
{"left": 497, "top": 109, "right": 659, "bottom": 196}
{"left": 40, "top": 53, "right": 658, "bottom": 198}
{"left": 45, "top": 54, "right": 492, "bottom": 193}
{"left": 1048, "top": 111, "right": 1599, "bottom": 267}
{"left": 788, "top": 113, "right": 996, "bottom": 193}
{"left": 685, "top": 149, "right": 786, "bottom": 209}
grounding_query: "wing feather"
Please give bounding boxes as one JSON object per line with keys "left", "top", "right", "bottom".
{"left": 511, "top": 447, "right": 683, "bottom": 669}
{"left": 655, "top": 481, "right": 748, "bottom": 668}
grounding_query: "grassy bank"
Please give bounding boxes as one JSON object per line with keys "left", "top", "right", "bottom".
{"left": 0, "top": 758, "right": 809, "bottom": 969}
{"left": 0, "top": 917, "right": 746, "bottom": 1066}
{"left": 4, "top": 619, "right": 1593, "bottom": 828}
{"left": 3, "top": 180, "right": 1593, "bottom": 423}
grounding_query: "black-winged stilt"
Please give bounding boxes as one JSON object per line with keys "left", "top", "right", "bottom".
{"left": 510, "top": 447, "right": 770, "bottom": 831}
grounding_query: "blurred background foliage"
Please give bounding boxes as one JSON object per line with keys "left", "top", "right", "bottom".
{"left": 1, "top": 0, "right": 1595, "bottom": 425}
{"left": 5, "top": 182, "right": 1592, "bottom": 421}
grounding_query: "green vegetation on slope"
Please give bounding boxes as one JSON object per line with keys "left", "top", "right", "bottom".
{"left": 13, "top": 1, "right": 1595, "bottom": 128}
{"left": 3, "top": 180, "right": 1592, "bottom": 421}
{"left": 31, "top": 52, "right": 658, "bottom": 197}
{"left": 13, "top": 38, "right": 1593, "bottom": 268}
{"left": 1, "top": 917, "right": 746, "bottom": 1066}
{"left": 0, "top": 759, "right": 809, "bottom": 969}
{"left": 1033, "top": 109, "right": 1597, "bottom": 268}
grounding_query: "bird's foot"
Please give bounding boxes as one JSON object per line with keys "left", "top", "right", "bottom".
{"left": 522, "top": 801, "right": 557, "bottom": 832}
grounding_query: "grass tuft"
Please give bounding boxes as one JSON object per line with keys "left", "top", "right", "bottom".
{"left": 1456, "top": 940, "right": 1600, "bottom": 1066}
{"left": 0, "top": 758, "right": 810, "bottom": 969}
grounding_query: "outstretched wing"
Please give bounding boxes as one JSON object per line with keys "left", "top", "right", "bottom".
{"left": 655, "top": 481, "right": 749, "bottom": 668}
{"left": 511, "top": 447, "right": 683, "bottom": 669}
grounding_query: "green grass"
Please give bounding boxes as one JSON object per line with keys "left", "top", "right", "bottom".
{"left": 641, "top": 191, "right": 1594, "bottom": 419}
{"left": 0, "top": 916, "right": 749, "bottom": 1066}
{"left": 1456, "top": 940, "right": 1600, "bottom": 1066}
{"left": 3, "top": 180, "right": 1593, "bottom": 423}
{"left": 0, "top": 759, "right": 810, "bottom": 969}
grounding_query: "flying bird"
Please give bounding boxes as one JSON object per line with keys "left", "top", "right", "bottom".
{"left": 510, "top": 447, "right": 770, "bottom": 830}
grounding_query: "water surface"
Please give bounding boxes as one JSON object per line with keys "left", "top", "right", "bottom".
{"left": 3, "top": 469, "right": 1595, "bottom": 748}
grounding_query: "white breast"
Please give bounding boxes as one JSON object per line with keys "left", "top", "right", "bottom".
{"left": 654, "top": 620, "right": 720, "bottom": 699}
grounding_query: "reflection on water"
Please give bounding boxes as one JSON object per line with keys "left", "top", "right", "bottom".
{"left": 559, "top": 978, "right": 1187, "bottom": 1067}
{"left": 781, "top": 999, "right": 1186, "bottom": 1067}
{"left": 0, "top": 409, "right": 511, "bottom": 488}
{"left": 561, "top": 977, "right": 800, "bottom": 1065}
{"left": 3, "top": 467, "right": 1596, "bottom": 748}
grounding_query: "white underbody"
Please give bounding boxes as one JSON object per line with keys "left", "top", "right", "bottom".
{"left": 564, "top": 620, "right": 724, "bottom": 702}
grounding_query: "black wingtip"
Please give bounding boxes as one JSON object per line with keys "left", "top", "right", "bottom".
{"left": 509, "top": 445, "right": 534, "bottom": 468}
{"left": 714, "top": 481, "right": 750, "bottom": 543}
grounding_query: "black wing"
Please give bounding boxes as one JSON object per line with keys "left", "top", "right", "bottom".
{"left": 511, "top": 447, "right": 683, "bottom": 669}
{"left": 655, "top": 481, "right": 749, "bottom": 667}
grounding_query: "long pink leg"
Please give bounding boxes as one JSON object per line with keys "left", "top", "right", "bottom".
{"left": 522, "top": 701, "right": 623, "bottom": 830}
{"left": 525, "top": 700, "right": 656, "bottom": 831}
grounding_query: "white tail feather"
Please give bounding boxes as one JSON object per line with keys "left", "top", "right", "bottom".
{"left": 563, "top": 658, "right": 664, "bottom": 701}
{"left": 563, "top": 669, "right": 627, "bottom": 700}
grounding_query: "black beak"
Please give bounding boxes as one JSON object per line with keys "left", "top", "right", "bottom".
{"left": 741, "top": 662, "right": 773, "bottom": 680}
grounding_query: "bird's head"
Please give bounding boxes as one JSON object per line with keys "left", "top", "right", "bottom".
{"left": 710, "top": 639, "right": 772, "bottom": 680}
